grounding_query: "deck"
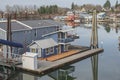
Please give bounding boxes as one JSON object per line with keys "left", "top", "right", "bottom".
{"left": 40, "top": 50, "right": 81, "bottom": 61}
{"left": 39, "top": 45, "right": 90, "bottom": 61}
{"left": 0, "top": 46, "right": 103, "bottom": 75}
{"left": 16, "top": 48, "right": 103, "bottom": 75}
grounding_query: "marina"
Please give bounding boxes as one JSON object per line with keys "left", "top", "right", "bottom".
{"left": 1, "top": 0, "right": 120, "bottom": 80}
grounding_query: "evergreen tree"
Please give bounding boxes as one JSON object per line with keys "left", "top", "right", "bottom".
{"left": 115, "top": 0, "right": 118, "bottom": 8}
{"left": 38, "top": 5, "right": 58, "bottom": 14}
{"left": 103, "top": 0, "right": 111, "bottom": 9}
{"left": 71, "top": 2, "right": 75, "bottom": 10}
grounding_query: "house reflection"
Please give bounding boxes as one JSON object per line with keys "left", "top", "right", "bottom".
{"left": 109, "top": 23, "right": 120, "bottom": 33}
{"left": 65, "top": 21, "right": 80, "bottom": 28}
{"left": 21, "top": 66, "right": 75, "bottom": 80}
{"left": 48, "top": 66, "right": 76, "bottom": 80}
{"left": 0, "top": 66, "right": 20, "bottom": 80}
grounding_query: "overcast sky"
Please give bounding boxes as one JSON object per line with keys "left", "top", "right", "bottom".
{"left": 0, "top": 0, "right": 119, "bottom": 10}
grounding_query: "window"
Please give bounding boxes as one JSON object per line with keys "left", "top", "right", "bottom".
{"left": 46, "top": 48, "right": 49, "bottom": 55}
{"left": 35, "top": 30, "right": 37, "bottom": 37}
{"left": 31, "top": 48, "right": 36, "bottom": 53}
{"left": 50, "top": 47, "right": 54, "bottom": 53}
{"left": 45, "top": 47, "right": 54, "bottom": 55}
{"left": 0, "top": 44, "right": 3, "bottom": 52}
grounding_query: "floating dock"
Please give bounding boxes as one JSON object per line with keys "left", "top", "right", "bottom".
{"left": 0, "top": 47, "right": 103, "bottom": 75}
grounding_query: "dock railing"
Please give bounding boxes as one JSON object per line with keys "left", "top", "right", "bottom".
{"left": 0, "top": 51, "right": 22, "bottom": 63}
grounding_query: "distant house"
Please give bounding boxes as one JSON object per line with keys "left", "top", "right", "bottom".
{"left": 79, "top": 12, "right": 92, "bottom": 22}
{"left": 102, "top": 7, "right": 111, "bottom": 12}
{"left": 97, "top": 12, "right": 107, "bottom": 22}
{"left": 0, "top": 11, "right": 3, "bottom": 18}
{"left": 109, "top": 13, "right": 120, "bottom": 22}
{"left": 0, "top": 19, "right": 62, "bottom": 58}
{"left": 80, "top": 5, "right": 94, "bottom": 13}
{"left": 29, "top": 38, "right": 58, "bottom": 58}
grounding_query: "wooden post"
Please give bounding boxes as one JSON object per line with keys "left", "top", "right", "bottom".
{"left": 90, "top": 10, "right": 98, "bottom": 49}
{"left": 7, "top": 13, "right": 12, "bottom": 60}
{"left": 90, "top": 10, "right": 98, "bottom": 80}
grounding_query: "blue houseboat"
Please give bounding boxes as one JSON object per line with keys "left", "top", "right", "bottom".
{"left": 28, "top": 38, "right": 58, "bottom": 58}
{"left": 28, "top": 28, "right": 79, "bottom": 58}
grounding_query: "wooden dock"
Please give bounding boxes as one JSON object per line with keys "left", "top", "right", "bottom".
{"left": 16, "top": 48, "right": 103, "bottom": 75}
{"left": 0, "top": 46, "right": 103, "bottom": 75}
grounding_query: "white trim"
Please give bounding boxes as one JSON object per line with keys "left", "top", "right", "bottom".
{"left": 59, "top": 29, "right": 74, "bottom": 32}
{"left": 42, "top": 29, "right": 74, "bottom": 37}
{"left": 0, "top": 28, "right": 6, "bottom": 32}
{"left": 0, "top": 19, "right": 16, "bottom": 23}
{"left": 42, "top": 31, "right": 59, "bottom": 37}
{"left": 15, "top": 20, "right": 32, "bottom": 29}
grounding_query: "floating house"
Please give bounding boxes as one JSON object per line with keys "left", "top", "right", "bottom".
{"left": 27, "top": 25, "right": 79, "bottom": 58}
{"left": 42, "top": 29, "right": 79, "bottom": 53}
{"left": 0, "top": 19, "right": 62, "bottom": 57}
{"left": 28, "top": 38, "right": 58, "bottom": 58}
{"left": 97, "top": 12, "right": 108, "bottom": 22}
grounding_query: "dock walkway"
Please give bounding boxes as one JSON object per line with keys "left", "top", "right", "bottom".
{"left": 40, "top": 50, "right": 80, "bottom": 61}
{"left": 0, "top": 45, "right": 103, "bottom": 75}
{"left": 16, "top": 48, "right": 103, "bottom": 75}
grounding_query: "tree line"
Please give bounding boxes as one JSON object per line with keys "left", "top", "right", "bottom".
{"left": 38, "top": 5, "right": 58, "bottom": 14}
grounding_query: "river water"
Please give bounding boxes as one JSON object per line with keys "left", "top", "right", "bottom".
{"left": 1, "top": 23, "right": 120, "bottom": 80}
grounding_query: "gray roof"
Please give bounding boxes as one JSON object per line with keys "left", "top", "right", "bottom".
{"left": 30, "top": 38, "right": 58, "bottom": 49}
{"left": 0, "top": 20, "right": 64, "bottom": 31}
{"left": 21, "top": 20, "right": 63, "bottom": 28}
{"left": 0, "top": 21, "right": 30, "bottom": 31}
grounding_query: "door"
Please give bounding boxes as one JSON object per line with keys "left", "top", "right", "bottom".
{"left": 38, "top": 48, "right": 41, "bottom": 57}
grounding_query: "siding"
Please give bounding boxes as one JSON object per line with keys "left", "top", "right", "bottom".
{"left": 0, "top": 29, "right": 7, "bottom": 58}
{"left": 11, "top": 26, "right": 57, "bottom": 54}
{"left": 41, "top": 46, "right": 57, "bottom": 58}
{"left": 44, "top": 33, "right": 58, "bottom": 42}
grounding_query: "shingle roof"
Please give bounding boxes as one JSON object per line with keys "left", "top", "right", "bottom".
{"left": 0, "top": 20, "right": 63, "bottom": 31}
{"left": 0, "top": 21, "right": 30, "bottom": 31}
{"left": 30, "top": 38, "right": 58, "bottom": 49}
{"left": 21, "top": 20, "right": 63, "bottom": 28}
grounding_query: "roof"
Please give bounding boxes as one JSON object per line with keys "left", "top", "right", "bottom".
{"left": 30, "top": 38, "right": 58, "bottom": 49}
{"left": 0, "top": 21, "right": 30, "bottom": 31}
{"left": 59, "top": 29, "right": 74, "bottom": 33}
{"left": 21, "top": 20, "right": 63, "bottom": 28}
{"left": 42, "top": 29, "right": 74, "bottom": 37}
{"left": 22, "top": 52, "right": 37, "bottom": 57}
{"left": 0, "top": 39, "right": 23, "bottom": 48}
{"left": 80, "top": 12, "right": 92, "bottom": 19}
{"left": 0, "top": 20, "right": 63, "bottom": 31}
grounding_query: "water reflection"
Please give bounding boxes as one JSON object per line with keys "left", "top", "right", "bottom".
{"left": 48, "top": 66, "right": 76, "bottom": 80}
{"left": 22, "top": 66, "right": 75, "bottom": 80}
{"left": 109, "top": 23, "right": 120, "bottom": 33}
{"left": 65, "top": 21, "right": 80, "bottom": 28}
{"left": 0, "top": 66, "right": 19, "bottom": 80}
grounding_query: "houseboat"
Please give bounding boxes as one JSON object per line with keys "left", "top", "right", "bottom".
{"left": 27, "top": 27, "right": 79, "bottom": 58}
{"left": 0, "top": 19, "right": 62, "bottom": 58}
{"left": 65, "top": 11, "right": 80, "bottom": 23}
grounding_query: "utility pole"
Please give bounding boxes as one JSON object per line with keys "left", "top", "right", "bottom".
{"left": 90, "top": 10, "right": 98, "bottom": 80}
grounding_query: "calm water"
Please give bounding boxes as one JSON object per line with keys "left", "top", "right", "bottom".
{"left": 1, "top": 23, "right": 120, "bottom": 80}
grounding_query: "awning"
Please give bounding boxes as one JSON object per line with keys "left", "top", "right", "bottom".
{"left": 0, "top": 39, "right": 23, "bottom": 48}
